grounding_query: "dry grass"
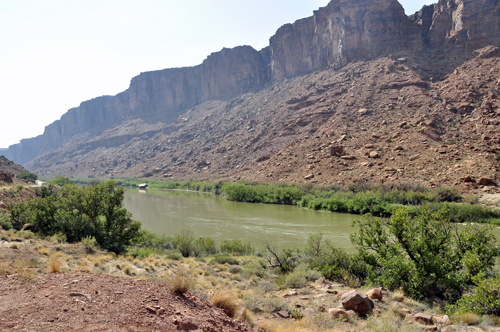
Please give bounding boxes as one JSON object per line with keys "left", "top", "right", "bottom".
{"left": 37, "top": 246, "right": 51, "bottom": 256}
{"left": 10, "top": 243, "right": 18, "bottom": 249}
{"left": 13, "top": 259, "right": 36, "bottom": 281}
{"left": 366, "top": 311, "right": 424, "bottom": 332}
{"left": 211, "top": 291, "right": 239, "bottom": 318}
{"left": 391, "top": 290, "right": 405, "bottom": 302}
{"left": 123, "top": 263, "right": 135, "bottom": 276}
{"left": 164, "top": 265, "right": 196, "bottom": 293}
{"left": 454, "top": 313, "right": 482, "bottom": 325}
{"left": 77, "top": 258, "right": 92, "bottom": 272}
{"left": 47, "top": 252, "right": 63, "bottom": 273}
{"left": 258, "top": 319, "right": 343, "bottom": 332}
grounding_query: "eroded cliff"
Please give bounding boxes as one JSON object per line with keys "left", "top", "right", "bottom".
{"left": 5, "top": 0, "right": 500, "bottom": 176}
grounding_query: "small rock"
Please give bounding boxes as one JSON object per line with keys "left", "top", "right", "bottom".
{"left": 365, "top": 288, "right": 383, "bottom": 301}
{"left": 328, "top": 308, "right": 349, "bottom": 320}
{"left": 369, "top": 151, "right": 380, "bottom": 159}
{"left": 414, "top": 313, "right": 433, "bottom": 325}
{"left": 276, "top": 310, "right": 289, "bottom": 318}
{"left": 437, "top": 315, "right": 452, "bottom": 327}
{"left": 426, "top": 326, "right": 438, "bottom": 332}
{"left": 304, "top": 174, "right": 314, "bottom": 180}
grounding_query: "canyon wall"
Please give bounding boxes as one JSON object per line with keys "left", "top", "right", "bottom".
{"left": 5, "top": 0, "right": 500, "bottom": 167}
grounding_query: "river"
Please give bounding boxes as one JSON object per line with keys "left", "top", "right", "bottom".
{"left": 123, "top": 188, "right": 358, "bottom": 249}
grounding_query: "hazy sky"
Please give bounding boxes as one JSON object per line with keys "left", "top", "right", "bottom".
{"left": 0, "top": 0, "right": 434, "bottom": 149}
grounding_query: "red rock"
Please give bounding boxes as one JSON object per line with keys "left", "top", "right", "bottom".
{"left": 328, "top": 308, "right": 349, "bottom": 320}
{"left": 478, "top": 177, "right": 494, "bottom": 185}
{"left": 415, "top": 313, "right": 433, "bottom": 325}
{"left": 340, "top": 290, "right": 374, "bottom": 315}
{"left": 365, "top": 288, "right": 383, "bottom": 301}
{"left": 0, "top": 201, "right": 7, "bottom": 209}
{"left": 0, "top": 171, "right": 12, "bottom": 184}
{"left": 369, "top": 151, "right": 380, "bottom": 159}
{"left": 276, "top": 310, "right": 289, "bottom": 318}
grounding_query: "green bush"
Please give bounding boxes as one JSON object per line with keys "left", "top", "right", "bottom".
{"left": 351, "top": 207, "right": 500, "bottom": 301}
{"left": 447, "top": 275, "right": 500, "bottom": 315}
{"left": 276, "top": 263, "right": 322, "bottom": 289}
{"left": 81, "top": 236, "right": 98, "bottom": 253}
{"left": 305, "top": 233, "right": 367, "bottom": 282}
{"left": 220, "top": 239, "right": 253, "bottom": 255}
{"left": 209, "top": 254, "right": 239, "bottom": 265}
{"left": 173, "top": 230, "right": 196, "bottom": 257}
{"left": 16, "top": 172, "right": 38, "bottom": 181}
{"left": 8, "top": 181, "right": 141, "bottom": 253}
{"left": 51, "top": 176, "right": 74, "bottom": 187}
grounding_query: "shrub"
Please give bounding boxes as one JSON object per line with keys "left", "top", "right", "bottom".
{"left": 220, "top": 239, "right": 253, "bottom": 255}
{"left": 276, "top": 264, "right": 322, "bottom": 289}
{"left": 81, "top": 236, "right": 97, "bottom": 253}
{"left": 447, "top": 275, "right": 500, "bottom": 316}
{"left": 211, "top": 291, "right": 239, "bottom": 318}
{"left": 351, "top": 207, "right": 500, "bottom": 301}
{"left": 173, "top": 230, "right": 196, "bottom": 257}
{"left": 9, "top": 181, "right": 141, "bottom": 253}
{"left": 16, "top": 172, "right": 37, "bottom": 181}
{"left": 51, "top": 176, "right": 74, "bottom": 186}
{"left": 47, "top": 252, "right": 63, "bottom": 273}
{"left": 264, "top": 241, "right": 298, "bottom": 273}
{"left": 164, "top": 265, "right": 196, "bottom": 293}
{"left": 209, "top": 254, "right": 239, "bottom": 265}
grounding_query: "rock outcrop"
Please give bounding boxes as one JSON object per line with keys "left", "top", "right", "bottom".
{"left": 267, "top": 0, "right": 423, "bottom": 81}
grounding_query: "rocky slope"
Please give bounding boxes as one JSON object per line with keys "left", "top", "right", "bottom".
{"left": 5, "top": 0, "right": 500, "bottom": 191}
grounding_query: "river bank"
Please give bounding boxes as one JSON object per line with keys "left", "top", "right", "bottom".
{"left": 73, "top": 177, "right": 500, "bottom": 224}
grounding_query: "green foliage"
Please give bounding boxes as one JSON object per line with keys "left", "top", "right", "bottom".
{"left": 276, "top": 263, "right": 322, "bottom": 289}
{"left": 222, "top": 182, "right": 305, "bottom": 204}
{"left": 81, "top": 236, "right": 98, "bottom": 253}
{"left": 0, "top": 212, "right": 12, "bottom": 230}
{"left": 173, "top": 229, "right": 196, "bottom": 257}
{"left": 447, "top": 275, "right": 500, "bottom": 315}
{"left": 220, "top": 239, "right": 253, "bottom": 255}
{"left": 131, "top": 229, "right": 175, "bottom": 250}
{"left": 351, "top": 207, "right": 500, "bottom": 301}
{"left": 264, "top": 241, "right": 298, "bottom": 273}
{"left": 16, "top": 172, "right": 38, "bottom": 181}
{"left": 51, "top": 176, "right": 74, "bottom": 187}
{"left": 305, "top": 232, "right": 367, "bottom": 282}
{"left": 209, "top": 254, "right": 239, "bottom": 265}
{"left": 8, "top": 181, "right": 140, "bottom": 253}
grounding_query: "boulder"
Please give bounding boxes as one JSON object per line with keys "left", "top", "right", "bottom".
{"left": 0, "top": 201, "right": 7, "bottom": 209}
{"left": 460, "top": 176, "right": 475, "bottom": 183}
{"left": 369, "top": 151, "right": 380, "bottom": 159}
{"left": 437, "top": 315, "right": 452, "bottom": 327}
{"left": 478, "top": 177, "right": 494, "bottom": 185}
{"left": 328, "top": 308, "right": 349, "bottom": 320}
{"left": 365, "top": 288, "right": 383, "bottom": 301}
{"left": 340, "top": 290, "right": 374, "bottom": 315}
{"left": 414, "top": 313, "right": 433, "bottom": 325}
{"left": 0, "top": 171, "right": 12, "bottom": 184}
{"left": 304, "top": 174, "right": 314, "bottom": 180}
{"left": 330, "top": 146, "right": 346, "bottom": 157}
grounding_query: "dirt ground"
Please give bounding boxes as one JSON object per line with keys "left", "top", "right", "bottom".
{"left": 0, "top": 271, "right": 252, "bottom": 332}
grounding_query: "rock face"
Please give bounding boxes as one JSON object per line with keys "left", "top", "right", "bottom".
{"left": 411, "top": 0, "right": 500, "bottom": 50}
{"left": 5, "top": 0, "right": 500, "bottom": 170}
{"left": 5, "top": 46, "right": 268, "bottom": 164}
{"left": 267, "top": 0, "right": 423, "bottom": 81}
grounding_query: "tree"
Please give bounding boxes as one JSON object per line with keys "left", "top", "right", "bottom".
{"left": 351, "top": 207, "right": 499, "bottom": 301}
{"left": 16, "top": 172, "right": 38, "bottom": 181}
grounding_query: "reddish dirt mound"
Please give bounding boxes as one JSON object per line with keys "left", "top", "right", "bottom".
{"left": 0, "top": 272, "right": 254, "bottom": 332}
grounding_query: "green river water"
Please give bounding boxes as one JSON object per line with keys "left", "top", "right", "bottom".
{"left": 123, "top": 188, "right": 358, "bottom": 249}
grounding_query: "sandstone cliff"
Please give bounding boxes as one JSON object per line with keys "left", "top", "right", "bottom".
{"left": 5, "top": 0, "right": 500, "bottom": 174}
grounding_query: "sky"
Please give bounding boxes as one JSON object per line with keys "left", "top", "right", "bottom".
{"left": 0, "top": 0, "right": 435, "bottom": 149}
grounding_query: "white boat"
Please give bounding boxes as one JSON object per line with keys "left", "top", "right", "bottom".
{"left": 138, "top": 183, "right": 148, "bottom": 189}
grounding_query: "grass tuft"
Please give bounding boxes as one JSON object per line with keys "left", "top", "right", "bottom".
{"left": 164, "top": 265, "right": 196, "bottom": 293}
{"left": 211, "top": 291, "right": 239, "bottom": 318}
